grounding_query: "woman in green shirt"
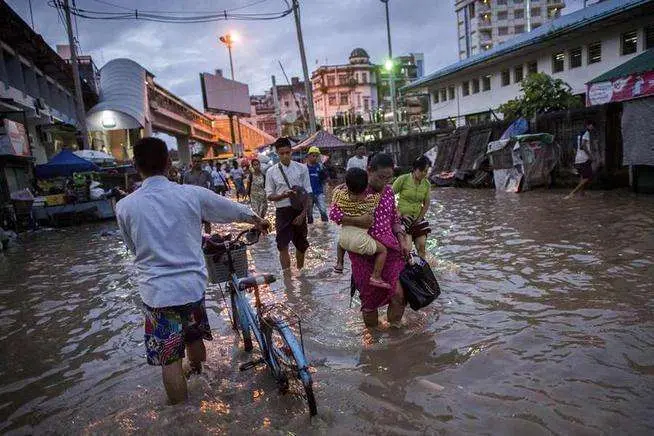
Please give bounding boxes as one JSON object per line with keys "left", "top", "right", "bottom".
{"left": 392, "top": 156, "right": 432, "bottom": 258}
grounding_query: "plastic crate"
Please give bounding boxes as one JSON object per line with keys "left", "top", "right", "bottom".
{"left": 205, "top": 245, "right": 248, "bottom": 283}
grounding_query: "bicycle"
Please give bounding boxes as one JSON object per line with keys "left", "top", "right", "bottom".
{"left": 204, "top": 228, "right": 317, "bottom": 416}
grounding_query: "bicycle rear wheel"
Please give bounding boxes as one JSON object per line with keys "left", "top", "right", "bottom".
{"left": 230, "top": 288, "right": 253, "bottom": 352}
{"left": 262, "top": 316, "right": 317, "bottom": 416}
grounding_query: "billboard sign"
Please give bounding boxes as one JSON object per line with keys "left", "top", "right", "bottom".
{"left": 200, "top": 72, "right": 250, "bottom": 116}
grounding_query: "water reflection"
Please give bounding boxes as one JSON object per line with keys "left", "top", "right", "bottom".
{"left": 0, "top": 189, "right": 653, "bottom": 434}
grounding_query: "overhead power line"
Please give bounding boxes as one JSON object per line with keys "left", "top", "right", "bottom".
{"left": 47, "top": 0, "right": 292, "bottom": 23}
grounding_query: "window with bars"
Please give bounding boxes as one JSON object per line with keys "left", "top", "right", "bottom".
{"left": 621, "top": 30, "right": 638, "bottom": 55}
{"left": 515, "top": 25, "right": 525, "bottom": 34}
{"left": 462, "top": 81, "right": 470, "bottom": 96}
{"left": 498, "top": 11, "right": 508, "bottom": 20}
{"left": 552, "top": 52, "right": 565, "bottom": 73}
{"left": 646, "top": 26, "right": 654, "bottom": 50}
{"left": 501, "top": 70, "right": 510, "bottom": 86}
{"left": 514, "top": 65, "right": 524, "bottom": 83}
{"left": 569, "top": 48, "right": 582, "bottom": 69}
{"left": 472, "top": 78, "right": 480, "bottom": 94}
{"left": 448, "top": 86, "right": 455, "bottom": 100}
{"left": 514, "top": 9, "right": 524, "bottom": 19}
{"left": 482, "top": 75, "right": 491, "bottom": 92}
{"left": 432, "top": 90, "right": 439, "bottom": 104}
{"left": 340, "top": 93, "right": 349, "bottom": 105}
{"left": 527, "top": 61, "right": 538, "bottom": 75}
{"left": 361, "top": 72, "right": 368, "bottom": 83}
{"left": 327, "top": 75, "right": 335, "bottom": 86}
{"left": 328, "top": 94, "right": 337, "bottom": 106}
{"left": 588, "top": 42, "right": 601, "bottom": 64}
{"left": 440, "top": 88, "right": 447, "bottom": 102}
{"left": 531, "top": 7, "right": 541, "bottom": 17}
{"left": 499, "top": 27, "right": 509, "bottom": 36}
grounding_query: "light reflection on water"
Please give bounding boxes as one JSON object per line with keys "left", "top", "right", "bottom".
{"left": 0, "top": 188, "right": 653, "bottom": 434}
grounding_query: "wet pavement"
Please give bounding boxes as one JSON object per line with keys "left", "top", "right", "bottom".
{"left": 1, "top": 188, "right": 653, "bottom": 435}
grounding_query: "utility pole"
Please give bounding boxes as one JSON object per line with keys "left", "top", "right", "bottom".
{"left": 291, "top": 0, "right": 316, "bottom": 134}
{"left": 271, "top": 75, "right": 283, "bottom": 138}
{"left": 219, "top": 34, "right": 240, "bottom": 155}
{"left": 381, "top": 0, "right": 398, "bottom": 136}
{"left": 62, "top": 0, "right": 89, "bottom": 149}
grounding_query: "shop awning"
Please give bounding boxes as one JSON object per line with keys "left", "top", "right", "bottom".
{"left": 35, "top": 149, "right": 99, "bottom": 178}
{"left": 292, "top": 130, "right": 349, "bottom": 151}
{"left": 586, "top": 49, "right": 654, "bottom": 105}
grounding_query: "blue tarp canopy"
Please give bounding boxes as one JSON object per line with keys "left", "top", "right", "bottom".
{"left": 35, "top": 149, "right": 99, "bottom": 178}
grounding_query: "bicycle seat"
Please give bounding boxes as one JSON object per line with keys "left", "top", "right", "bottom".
{"left": 237, "top": 274, "right": 276, "bottom": 291}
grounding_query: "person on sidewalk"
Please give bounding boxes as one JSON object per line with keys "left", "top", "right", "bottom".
{"left": 211, "top": 162, "right": 228, "bottom": 196}
{"left": 116, "top": 137, "right": 267, "bottom": 404}
{"left": 305, "top": 146, "right": 329, "bottom": 224}
{"left": 565, "top": 120, "right": 595, "bottom": 199}
{"left": 346, "top": 143, "right": 369, "bottom": 171}
{"left": 265, "top": 137, "right": 312, "bottom": 270}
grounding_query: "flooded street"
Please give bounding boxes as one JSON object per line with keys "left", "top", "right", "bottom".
{"left": 1, "top": 188, "right": 653, "bottom": 435}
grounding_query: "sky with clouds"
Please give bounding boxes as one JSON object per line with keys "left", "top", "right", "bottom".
{"left": 7, "top": 0, "right": 585, "bottom": 112}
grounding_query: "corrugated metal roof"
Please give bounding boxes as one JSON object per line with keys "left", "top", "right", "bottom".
{"left": 403, "top": 0, "right": 653, "bottom": 91}
{"left": 588, "top": 49, "right": 654, "bottom": 83}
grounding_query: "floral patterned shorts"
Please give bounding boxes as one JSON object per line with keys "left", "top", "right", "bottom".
{"left": 142, "top": 298, "right": 213, "bottom": 366}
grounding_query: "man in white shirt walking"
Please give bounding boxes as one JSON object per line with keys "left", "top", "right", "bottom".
{"left": 565, "top": 120, "right": 595, "bottom": 199}
{"left": 265, "top": 137, "right": 313, "bottom": 270}
{"left": 116, "top": 137, "right": 267, "bottom": 404}
{"left": 346, "top": 143, "right": 369, "bottom": 171}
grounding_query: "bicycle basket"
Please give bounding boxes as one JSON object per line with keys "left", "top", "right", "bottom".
{"left": 205, "top": 244, "right": 248, "bottom": 283}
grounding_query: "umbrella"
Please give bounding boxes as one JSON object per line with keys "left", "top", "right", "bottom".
{"left": 292, "top": 130, "right": 349, "bottom": 151}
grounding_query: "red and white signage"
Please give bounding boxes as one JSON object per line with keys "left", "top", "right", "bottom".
{"left": 587, "top": 71, "right": 654, "bottom": 106}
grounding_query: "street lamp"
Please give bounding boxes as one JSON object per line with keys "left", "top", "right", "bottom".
{"left": 218, "top": 32, "right": 238, "bottom": 80}
{"left": 380, "top": 0, "right": 398, "bottom": 135}
{"left": 219, "top": 32, "right": 241, "bottom": 153}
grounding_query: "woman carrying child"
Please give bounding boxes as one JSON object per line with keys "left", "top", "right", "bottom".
{"left": 329, "top": 153, "right": 411, "bottom": 328}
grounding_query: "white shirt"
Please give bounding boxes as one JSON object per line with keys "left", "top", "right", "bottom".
{"left": 347, "top": 155, "right": 368, "bottom": 171}
{"left": 116, "top": 176, "right": 255, "bottom": 308}
{"left": 265, "top": 161, "right": 313, "bottom": 208}
{"left": 211, "top": 169, "right": 226, "bottom": 186}
{"left": 575, "top": 131, "right": 591, "bottom": 164}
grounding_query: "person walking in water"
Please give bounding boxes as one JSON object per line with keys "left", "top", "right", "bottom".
{"left": 392, "top": 156, "right": 433, "bottom": 258}
{"left": 265, "top": 137, "right": 312, "bottom": 271}
{"left": 247, "top": 158, "right": 268, "bottom": 219}
{"left": 116, "top": 137, "right": 267, "bottom": 404}
{"left": 184, "top": 153, "right": 214, "bottom": 234}
{"left": 346, "top": 143, "right": 368, "bottom": 171}
{"left": 305, "top": 146, "right": 329, "bottom": 224}
{"left": 565, "top": 120, "right": 595, "bottom": 199}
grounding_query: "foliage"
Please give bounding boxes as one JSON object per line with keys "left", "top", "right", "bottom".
{"left": 498, "top": 73, "right": 583, "bottom": 120}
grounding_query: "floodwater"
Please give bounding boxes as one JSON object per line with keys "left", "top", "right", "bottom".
{"left": 1, "top": 188, "right": 653, "bottom": 435}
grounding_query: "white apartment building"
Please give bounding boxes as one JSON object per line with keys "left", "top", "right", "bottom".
{"left": 457, "top": 0, "right": 566, "bottom": 59}
{"left": 311, "top": 48, "right": 379, "bottom": 133}
{"left": 405, "top": 0, "right": 654, "bottom": 127}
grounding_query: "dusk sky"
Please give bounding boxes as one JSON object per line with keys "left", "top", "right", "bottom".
{"left": 7, "top": 0, "right": 585, "bottom": 112}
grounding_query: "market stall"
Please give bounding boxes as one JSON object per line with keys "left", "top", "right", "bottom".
{"left": 587, "top": 49, "right": 654, "bottom": 193}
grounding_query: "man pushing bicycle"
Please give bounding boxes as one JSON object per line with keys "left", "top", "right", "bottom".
{"left": 116, "top": 137, "right": 268, "bottom": 404}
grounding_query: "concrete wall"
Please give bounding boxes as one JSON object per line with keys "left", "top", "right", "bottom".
{"left": 425, "top": 18, "right": 652, "bottom": 126}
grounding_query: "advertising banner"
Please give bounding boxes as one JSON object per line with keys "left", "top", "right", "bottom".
{"left": 587, "top": 71, "right": 654, "bottom": 106}
{"left": 0, "top": 119, "right": 30, "bottom": 156}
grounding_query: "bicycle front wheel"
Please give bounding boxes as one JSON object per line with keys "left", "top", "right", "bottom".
{"left": 230, "top": 288, "right": 253, "bottom": 352}
{"left": 262, "top": 316, "right": 317, "bottom": 416}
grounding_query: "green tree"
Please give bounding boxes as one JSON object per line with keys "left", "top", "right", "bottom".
{"left": 498, "top": 73, "right": 582, "bottom": 121}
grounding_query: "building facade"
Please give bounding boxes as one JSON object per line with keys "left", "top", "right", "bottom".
{"left": 249, "top": 76, "right": 308, "bottom": 138}
{"left": 311, "top": 48, "right": 379, "bottom": 133}
{"left": 456, "top": 0, "right": 566, "bottom": 59}
{"left": 405, "top": 0, "right": 654, "bottom": 127}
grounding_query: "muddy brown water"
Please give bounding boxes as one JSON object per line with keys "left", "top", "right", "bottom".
{"left": 1, "top": 188, "right": 653, "bottom": 435}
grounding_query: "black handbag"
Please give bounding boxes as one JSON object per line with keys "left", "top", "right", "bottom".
{"left": 399, "top": 255, "right": 441, "bottom": 311}
{"left": 278, "top": 163, "right": 309, "bottom": 212}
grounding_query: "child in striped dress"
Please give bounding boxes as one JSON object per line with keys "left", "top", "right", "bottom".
{"left": 332, "top": 168, "right": 390, "bottom": 289}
